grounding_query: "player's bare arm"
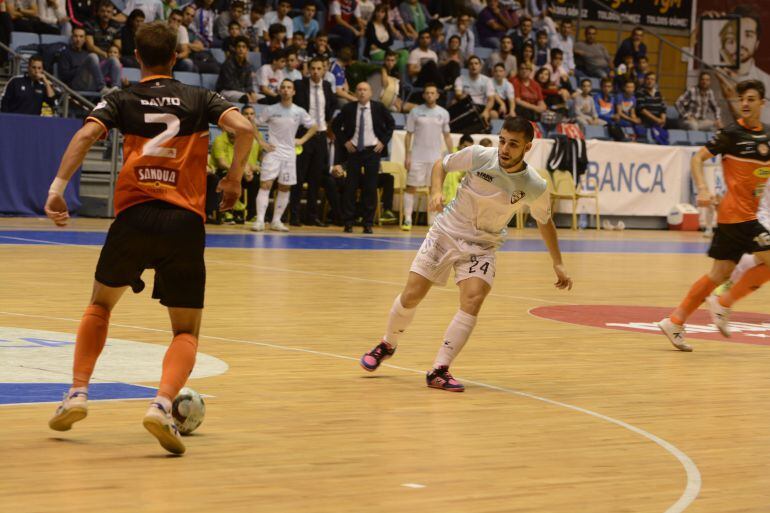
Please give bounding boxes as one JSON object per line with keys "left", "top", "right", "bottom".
{"left": 691, "top": 146, "right": 716, "bottom": 206}
{"left": 537, "top": 219, "right": 573, "bottom": 290}
{"left": 44, "top": 121, "right": 106, "bottom": 227}
{"left": 295, "top": 123, "right": 318, "bottom": 146}
{"left": 429, "top": 158, "right": 446, "bottom": 211}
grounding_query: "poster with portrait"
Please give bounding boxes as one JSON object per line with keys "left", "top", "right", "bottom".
{"left": 700, "top": 17, "right": 741, "bottom": 69}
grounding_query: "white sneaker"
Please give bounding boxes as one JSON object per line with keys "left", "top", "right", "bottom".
{"left": 615, "top": 220, "right": 625, "bottom": 231}
{"left": 401, "top": 219, "right": 412, "bottom": 231}
{"left": 142, "top": 402, "right": 186, "bottom": 455}
{"left": 657, "top": 317, "right": 692, "bottom": 352}
{"left": 250, "top": 221, "right": 265, "bottom": 232}
{"left": 703, "top": 227, "right": 714, "bottom": 238}
{"left": 49, "top": 390, "right": 88, "bottom": 431}
{"left": 270, "top": 221, "right": 289, "bottom": 232}
{"left": 602, "top": 219, "right": 615, "bottom": 230}
{"left": 706, "top": 295, "right": 732, "bottom": 337}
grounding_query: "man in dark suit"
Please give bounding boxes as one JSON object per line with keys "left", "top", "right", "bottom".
{"left": 291, "top": 57, "right": 338, "bottom": 226}
{"left": 332, "top": 81, "right": 395, "bottom": 234}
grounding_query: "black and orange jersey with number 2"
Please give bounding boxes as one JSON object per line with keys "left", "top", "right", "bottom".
{"left": 705, "top": 119, "right": 770, "bottom": 224}
{"left": 86, "top": 75, "right": 236, "bottom": 222}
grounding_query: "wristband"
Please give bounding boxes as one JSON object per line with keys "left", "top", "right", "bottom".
{"left": 48, "top": 177, "right": 68, "bottom": 196}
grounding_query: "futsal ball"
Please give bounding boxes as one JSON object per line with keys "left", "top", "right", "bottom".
{"left": 172, "top": 387, "right": 205, "bottom": 435}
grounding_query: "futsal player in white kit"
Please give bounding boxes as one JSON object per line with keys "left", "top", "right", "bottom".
{"left": 251, "top": 79, "right": 317, "bottom": 232}
{"left": 402, "top": 84, "right": 454, "bottom": 230}
{"left": 360, "top": 116, "right": 573, "bottom": 391}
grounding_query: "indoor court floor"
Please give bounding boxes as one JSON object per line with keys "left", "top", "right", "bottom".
{"left": 1, "top": 218, "right": 769, "bottom": 513}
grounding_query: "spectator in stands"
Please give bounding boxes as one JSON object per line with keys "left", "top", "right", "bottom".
{"left": 376, "top": 50, "right": 402, "bottom": 111}
{"left": 445, "top": 12, "right": 475, "bottom": 59}
{"left": 291, "top": 56, "right": 337, "bottom": 226}
{"left": 263, "top": 0, "right": 293, "bottom": 40}
{"left": 166, "top": 10, "right": 195, "bottom": 71}
{"left": 261, "top": 22, "right": 286, "bottom": 63}
{"left": 0, "top": 55, "right": 57, "bottom": 115}
{"left": 182, "top": 3, "right": 219, "bottom": 73}
{"left": 7, "top": 0, "right": 60, "bottom": 33}
{"left": 364, "top": 4, "right": 399, "bottom": 64}
{"left": 573, "top": 25, "right": 611, "bottom": 79}
{"left": 381, "top": 0, "right": 407, "bottom": 41}
{"left": 438, "top": 34, "right": 462, "bottom": 85}
{"left": 407, "top": 28, "right": 440, "bottom": 87}
{"left": 549, "top": 18, "right": 574, "bottom": 73}
{"left": 635, "top": 55, "right": 648, "bottom": 83}
{"left": 636, "top": 71, "right": 667, "bottom": 140}
{"left": 214, "top": 0, "right": 243, "bottom": 42}
{"left": 615, "top": 79, "right": 643, "bottom": 139}
{"left": 309, "top": 31, "right": 332, "bottom": 60}
{"left": 477, "top": 0, "right": 514, "bottom": 49}
{"left": 284, "top": 48, "right": 302, "bottom": 80}
{"left": 332, "top": 81, "right": 395, "bottom": 234}
{"left": 572, "top": 78, "right": 604, "bottom": 129}
{"left": 59, "top": 26, "right": 120, "bottom": 94}
{"left": 221, "top": 20, "right": 243, "bottom": 55}
{"left": 244, "top": 3, "right": 265, "bottom": 49}
{"left": 192, "top": 0, "right": 216, "bottom": 49}
{"left": 427, "top": 18, "right": 444, "bottom": 54}
{"left": 595, "top": 76, "right": 618, "bottom": 126}
{"left": 328, "top": 0, "right": 365, "bottom": 47}
{"left": 613, "top": 26, "right": 646, "bottom": 67}
{"left": 399, "top": 0, "right": 431, "bottom": 38}
{"left": 675, "top": 71, "right": 722, "bottom": 131}
{"left": 546, "top": 48, "right": 572, "bottom": 103}
{"left": 293, "top": 1, "right": 318, "bottom": 40}
{"left": 36, "top": 0, "right": 69, "bottom": 36}
{"left": 512, "top": 62, "right": 546, "bottom": 121}
{"left": 535, "top": 66, "right": 563, "bottom": 113}
{"left": 86, "top": 2, "right": 123, "bottom": 61}
{"left": 330, "top": 45, "right": 358, "bottom": 103}
{"left": 119, "top": 9, "right": 144, "bottom": 68}
{"left": 216, "top": 36, "right": 257, "bottom": 103}
{"left": 453, "top": 55, "right": 495, "bottom": 122}
{"left": 613, "top": 53, "right": 636, "bottom": 92}
{"left": 67, "top": 0, "right": 98, "bottom": 31}
{"left": 122, "top": 0, "right": 163, "bottom": 22}
{"left": 255, "top": 48, "right": 286, "bottom": 103}
{"left": 527, "top": 0, "right": 548, "bottom": 19}
{"left": 491, "top": 62, "right": 515, "bottom": 119}
{"left": 513, "top": 16, "right": 536, "bottom": 57}
{"left": 488, "top": 34, "right": 517, "bottom": 79}
{"left": 534, "top": 29, "right": 549, "bottom": 67}
{"left": 520, "top": 41, "right": 535, "bottom": 69}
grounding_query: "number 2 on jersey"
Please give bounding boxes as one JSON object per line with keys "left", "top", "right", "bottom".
{"left": 142, "top": 113, "right": 180, "bottom": 158}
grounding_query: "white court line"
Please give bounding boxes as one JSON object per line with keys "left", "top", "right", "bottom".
{"left": 0, "top": 235, "right": 70, "bottom": 245}
{"left": 0, "top": 309, "right": 701, "bottom": 512}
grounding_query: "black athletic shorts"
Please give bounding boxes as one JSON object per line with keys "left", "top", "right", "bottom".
{"left": 95, "top": 200, "right": 206, "bottom": 308}
{"left": 707, "top": 220, "right": 770, "bottom": 263}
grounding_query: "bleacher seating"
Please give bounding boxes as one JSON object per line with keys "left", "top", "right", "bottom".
{"left": 688, "top": 130, "right": 709, "bottom": 146}
{"left": 248, "top": 51, "right": 261, "bottom": 70}
{"left": 123, "top": 67, "right": 141, "bottom": 83}
{"left": 201, "top": 73, "right": 218, "bottom": 90}
{"left": 668, "top": 129, "right": 688, "bottom": 145}
{"left": 490, "top": 118, "right": 504, "bottom": 134}
{"left": 475, "top": 47, "right": 493, "bottom": 60}
{"left": 10, "top": 32, "right": 40, "bottom": 50}
{"left": 40, "top": 34, "right": 68, "bottom": 45}
{"left": 174, "top": 71, "right": 202, "bottom": 87}
{"left": 583, "top": 125, "right": 608, "bottom": 140}
{"left": 392, "top": 112, "right": 405, "bottom": 128}
{"left": 210, "top": 48, "right": 226, "bottom": 64}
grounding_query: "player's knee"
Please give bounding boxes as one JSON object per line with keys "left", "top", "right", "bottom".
{"left": 460, "top": 291, "right": 487, "bottom": 314}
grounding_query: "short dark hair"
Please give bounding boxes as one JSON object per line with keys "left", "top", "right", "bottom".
{"left": 562, "top": 18, "right": 573, "bottom": 25}
{"left": 550, "top": 48, "right": 563, "bottom": 59}
{"left": 632, "top": 26, "right": 644, "bottom": 34}
{"left": 732, "top": 5, "right": 762, "bottom": 38}
{"left": 423, "top": 82, "right": 438, "bottom": 91}
{"left": 228, "top": 20, "right": 240, "bottom": 29}
{"left": 580, "top": 78, "right": 592, "bottom": 86}
{"left": 536, "top": 29, "right": 547, "bottom": 37}
{"left": 600, "top": 77, "right": 613, "bottom": 87}
{"left": 309, "top": 56, "right": 324, "bottom": 67}
{"left": 72, "top": 26, "right": 86, "bottom": 35}
{"left": 520, "top": 16, "right": 532, "bottom": 24}
{"left": 418, "top": 28, "right": 430, "bottom": 38}
{"left": 638, "top": 55, "right": 648, "bottom": 62}
{"left": 698, "top": 71, "right": 711, "bottom": 81}
{"left": 135, "top": 21, "right": 178, "bottom": 67}
{"left": 459, "top": 133, "right": 474, "bottom": 144}
{"left": 29, "top": 54, "right": 43, "bottom": 66}
{"left": 466, "top": 55, "right": 481, "bottom": 66}
{"left": 737, "top": 79, "right": 766, "bottom": 99}
{"left": 268, "top": 22, "right": 286, "bottom": 38}
{"left": 272, "top": 48, "right": 287, "bottom": 61}
{"left": 501, "top": 116, "right": 535, "bottom": 142}
{"left": 230, "top": 0, "right": 245, "bottom": 10}
{"left": 384, "top": 50, "right": 397, "bottom": 59}
{"left": 448, "top": 34, "right": 461, "bottom": 43}
{"left": 241, "top": 104, "right": 254, "bottom": 113}
{"left": 493, "top": 62, "right": 506, "bottom": 70}
{"left": 280, "top": 78, "right": 294, "bottom": 87}
{"left": 293, "top": 30, "right": 305, "bottom": 38}
{"left": 169, "top": 8, "right": 183, "bottom": 17}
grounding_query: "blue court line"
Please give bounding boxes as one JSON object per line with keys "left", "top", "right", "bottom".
{"left": 0, "top": 230, "right": 709, "bottom": 254}
{"left": 0, "top": 382, "right": 157, "bottom": 405}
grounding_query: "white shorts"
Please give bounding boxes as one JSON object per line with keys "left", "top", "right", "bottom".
{"left": 260, "top": 152, "right": 296, "bottom": 185}
{"left": 410, "top": 228, "right": 496, "bottom": 287}
{"left": 407, "top": 161, "right": 433, "bottom": 187}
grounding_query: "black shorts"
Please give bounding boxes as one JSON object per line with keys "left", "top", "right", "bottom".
{"left": 95, "top": 200, "right": 206, "bottom": 308}
{"left": 707, "top": 220, "right": 770, "bottom": 262}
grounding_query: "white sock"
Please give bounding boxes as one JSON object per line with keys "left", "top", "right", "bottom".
{"left": 383, "top": 294, "right": 417, "bottom": 347}
{"left": 403, "top": 192, "right": 414, "bottom": 224}
{"left": 153, "top": 395, "right": 172, "bottom": 411}
{"left": 703, "top": 205, "right": 715, "bottom": 231}
{"left": 272, "top": 190, "right": 290, "bottom": 224}
{"left": 730, "top": 253, "right": 761, "bottom": 283}
{"left": 68, "top": 386, "right": 88, "bottom": 396}
{"left": 433, "top": 310, "right": 477, "bottom": 368}
{"left": 256, "top": 188, "right": 270, "bottom": 223}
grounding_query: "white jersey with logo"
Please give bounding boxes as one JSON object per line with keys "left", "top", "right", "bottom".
{"left": 405, "top": 104, "right": 450, "bottom": 164}
{"left": 435, "top": 145, "right": 551, "bottom": 247}
{"left": 256, "top": 102, "right": 314, "bottom": 159}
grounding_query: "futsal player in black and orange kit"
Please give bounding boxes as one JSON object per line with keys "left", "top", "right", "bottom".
{"left": 43, "top": 22, "right": 254, "bottom": 454}
{"left": 659, "top": 80, "right": 770, "bottom": 351}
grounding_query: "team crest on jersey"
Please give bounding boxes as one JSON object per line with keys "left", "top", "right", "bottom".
{"left": 135, "top": 166, "right": 179, "bottom": 189}
{"left": 758, "top": 143, "right": 769, "bottom": 156}
{"left": 510, "top": 191, "right": 526, "bottom": 204}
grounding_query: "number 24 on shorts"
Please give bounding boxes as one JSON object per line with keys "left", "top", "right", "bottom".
{"left": 468, "top": 255, "right": 490, "bottom": 275}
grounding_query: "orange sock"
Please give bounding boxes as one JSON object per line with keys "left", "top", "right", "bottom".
{"left": 158, "top": 334, "right": 198, "bottom": 400}
{"left": 72, "top": 305, "right": 110, "bottom": 388}
{"left": 719, "top": 264, "right": 770, "bottom": 308}
{"left": 671, "top": 275, "right": 718, "bottom": 325}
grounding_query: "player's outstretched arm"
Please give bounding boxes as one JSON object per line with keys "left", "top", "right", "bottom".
{"left": 217, "top": 109, "right": 252, "bottom": 210}
{"left": 537, "top": 219, "right": 573, "bottom": 290}
{"left": 296, "top": 124, "right": 318, "bottom": 147}
{"left": 691, "top": 146, "right": 716, "bottom": 207}
{"left": 429, "top": 158, "right": 446, "bottom": 211}
{"left": 44, "top": 121, "right": 105, "bottom": 227}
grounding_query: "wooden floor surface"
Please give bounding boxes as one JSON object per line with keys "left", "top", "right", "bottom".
{"left": 1, "top": 220, "right": 769, "bottom": 513}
